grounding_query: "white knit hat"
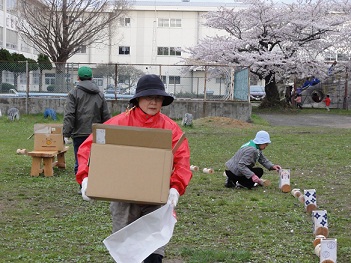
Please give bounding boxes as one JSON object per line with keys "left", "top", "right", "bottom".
{"left": 253, "top": 130, "right": 271, "bottom": 144}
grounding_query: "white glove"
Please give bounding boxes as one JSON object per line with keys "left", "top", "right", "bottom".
{"left": 167, "top": 188, "right": 180, "bottom": 207}
{"left": 81, "top": 177, "right": 92, "bottom": 201}
{"left": 64, "top": 137, "right": 71, "bottom": 145}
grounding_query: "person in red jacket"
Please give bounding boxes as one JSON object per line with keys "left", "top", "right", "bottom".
{"left": 76, "top": 74, "right": 192, "bottom": 263}
{"left": 323, "top": 94, "right": 331, "bottom": 111}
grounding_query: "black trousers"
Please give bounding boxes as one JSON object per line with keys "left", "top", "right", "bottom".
{"left": 144, "top": 253, "right": 163, "bottom": 263}
{"left": 225, "top": 167, "right": 263, "bottom": 189}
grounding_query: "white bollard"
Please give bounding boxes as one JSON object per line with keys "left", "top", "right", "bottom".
{"left": 202, "top": 168, "right": 214, "bottom": 174}
{"left": 190, "top": 165, "right": 199, "bottom": 171}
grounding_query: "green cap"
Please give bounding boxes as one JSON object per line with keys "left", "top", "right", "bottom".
{"left": 78, "top": 66, "right": 92, "bottom": 78}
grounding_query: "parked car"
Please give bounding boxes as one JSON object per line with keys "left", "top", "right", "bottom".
{"left": 250, "top": 85, "right": 266, "bottom": 101}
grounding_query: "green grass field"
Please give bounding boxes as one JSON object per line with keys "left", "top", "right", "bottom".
{"left": 1, "top": 112, "right": 350, "bottom": 262}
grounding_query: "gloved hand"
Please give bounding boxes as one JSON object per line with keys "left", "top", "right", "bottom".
{"left": 167, "top": 188, "right": 180, "bottom": 207}
{"left": 251, "top": 174, "right": 264, "bottom": 186}
{"left": 64, "top": 137, "right": 71, "bottom": 145}
{"left": 81, "top": 177, "right": 92, "bottom": 201}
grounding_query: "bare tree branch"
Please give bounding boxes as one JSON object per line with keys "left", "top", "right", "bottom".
{"left": 17, "top": 0, "right": 129, "bottom": 64}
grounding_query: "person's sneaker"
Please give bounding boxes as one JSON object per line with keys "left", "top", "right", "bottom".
{"left": 225, "top": 177, "right": 236, "bottom": 188}
{"left": 235, "top": 182, "right": 246, "bottom": 189}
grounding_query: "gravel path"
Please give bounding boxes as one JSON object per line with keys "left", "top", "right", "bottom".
{"left": 257, "top": 113, "right": 351, "bottom": 128}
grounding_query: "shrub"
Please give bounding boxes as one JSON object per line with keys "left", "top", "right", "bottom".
{"left": 47, "top": 85, "right": 56, "bottom": 92}
{"left": 0, "top": 83, "right": 15, "bottom": 93}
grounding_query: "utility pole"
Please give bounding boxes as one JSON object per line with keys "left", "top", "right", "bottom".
{"left": 151, "top": 0, "right": 157, "bottom": 65}
{"left": 343, "top": 67, "right": 348, "bottom": 110}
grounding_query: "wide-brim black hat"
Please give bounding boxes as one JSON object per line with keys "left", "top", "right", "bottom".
{"left": 129, "top": 74, "right": 174, "bottom": 106}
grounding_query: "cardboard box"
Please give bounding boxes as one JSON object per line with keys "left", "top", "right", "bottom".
{"left": 33, "top": 124, "right": 64, "bottom": 151}
{"left": 86, "top": 124, "right": 184, "bottom": 204}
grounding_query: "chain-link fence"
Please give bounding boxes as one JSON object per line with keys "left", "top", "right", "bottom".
{"left": 1, "top": 61, "right": 350, "bottom": 109}
{"left": 0, "top": 62, "right": 251, "bottom": 101}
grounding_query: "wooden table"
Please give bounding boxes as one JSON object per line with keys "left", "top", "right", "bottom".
{"left": 27, "top": 146, "right": 69, "bottom": 177}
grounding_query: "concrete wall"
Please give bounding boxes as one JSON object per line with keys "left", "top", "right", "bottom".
{"left": 0, "top": 98, "right": 252, "bottom": 122}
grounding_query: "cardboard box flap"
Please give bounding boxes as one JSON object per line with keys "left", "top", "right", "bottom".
{"left": 34, "top": 124, "right": 63, "bottom": 134}
{"left": 172, "top": 133, "right": 186, "bottom": 154}
{"left": 92, "top": 124, "right": 172, "bottom": 149}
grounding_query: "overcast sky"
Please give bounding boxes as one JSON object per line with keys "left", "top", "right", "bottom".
{"left": 135, "top": 0, "right": 295, "bottom": 3}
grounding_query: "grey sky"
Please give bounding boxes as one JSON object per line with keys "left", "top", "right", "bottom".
{"left": 134, "top": 0, "right": 294, "bottom": 3}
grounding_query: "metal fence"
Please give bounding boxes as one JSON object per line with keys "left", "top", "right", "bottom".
{"left": 1, "top": 61, "right": 349, "bottom": 109}
{"left": 0, "top": 62, "right": 250, "bottom": 101}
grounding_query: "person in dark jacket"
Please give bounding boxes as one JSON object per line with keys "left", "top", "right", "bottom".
{"left": 63, "top": 66, "right": 111, "bottom": 191}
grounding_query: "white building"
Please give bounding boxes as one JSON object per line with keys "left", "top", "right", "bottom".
{"left": 67, "top": 1, "right": 247, "bottom": 96}
{"left": 0, "top": 0, "right": 247, "bottom": 96}
{"left": 0, "top": 0, "right": 37, "bottom": 59}
{"left": 68, "top": 1, "right": 244, "bottom": 64}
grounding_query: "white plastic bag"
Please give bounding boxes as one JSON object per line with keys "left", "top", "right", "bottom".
{"left": 103, "top": 204, "right": 177, "bottom": 263}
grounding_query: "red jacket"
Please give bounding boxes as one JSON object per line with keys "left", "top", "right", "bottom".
{"left": 324, "top": 97, "right": 331, "bottom": 106}
{"left": 76, "top": 107, "right": 192, "bottom": 196}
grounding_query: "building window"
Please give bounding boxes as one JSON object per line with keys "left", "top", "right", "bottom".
{"left": 19, "top": 73, "right": 27, "bottom": 84}
{"left": 75, "top": 45, "right": 87, "bottom": 54}
{"left": 158, "top": 18, "right": 169, "bottom": 27}
{"left": 160, "top": 75, "right": 167, "bottom": 84}
{"left": 158, "top": 47, "right": 181, "bottom": 56}
{"left": 158, "top": 18, "right": 181, "bottom": 28}
{"left": 6, "top": 29, "right": 17, "bottom": 49}
{"left": 170, "top": 19, "right": 181, "bottom": 28}
{"left": 93, "top": 78, "right": 103, "bottom": 87}
{"left": 45, "top": 73, "right": 56, "bottom": 85}
{"left": 337, "top": 53, "right": 350, "bottom": 61}
{"left": 169, "top": 76, "right": 180, "bottom": 85}
{"left": 170, "top": 47, "right": 181, "bottom": 56}
{"left": 5, "top": 71, "right": 14, "bottom": 84}
{"left": 157, "top": 47, "right": 169, "bottom": 56}
{"left": 119, "top": 46, "right": 130, "bottom": 55}
{"left": 32, "top": 72, "right": 39, "bottom": 85}
{"left": 6, "top": 0, "right": 16, "bottom": 12}
{"left": 216, "top": 78, "right": 225, "bottom": 83}
{"left": 120, "top": 17, "right": 130, "bottom": 27}
{"left": 20, "top": 36, "right": 31, "bottom": 53}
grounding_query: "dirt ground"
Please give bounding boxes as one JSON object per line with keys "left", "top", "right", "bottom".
{"left": 192, "top": 113, "right": 351, "bottom": 129}
{"left": 257, "top": 113, "right": 351, "bottom": 128}
{"left": 193, "top": 116, "right": 253, "bottom": 128}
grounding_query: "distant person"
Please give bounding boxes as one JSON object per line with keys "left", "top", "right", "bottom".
{"left": 63, "top": 66, "right": 111, "bottom": 193}
{"left": 311, "top": 92, "right": 321, "bottom": 103}
{"left": 323, "top": 94, "right": 331, "bottom": 111}
{"left": 44, "top": 108, "right": 57, "bottom": 120}
{"left": 224, "top": 130, "right": 281, "bottom": 189}
{"left": 294, "top": 94, "right": 303, "bottom": 109}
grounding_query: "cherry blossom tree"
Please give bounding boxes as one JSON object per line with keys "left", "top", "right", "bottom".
{"left": 185, "top": 0, "right": 351, "bottom": 106}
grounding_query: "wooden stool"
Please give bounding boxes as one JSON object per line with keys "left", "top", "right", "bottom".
{"left": 27, "top": 146, "right": 69, "bottom": 177}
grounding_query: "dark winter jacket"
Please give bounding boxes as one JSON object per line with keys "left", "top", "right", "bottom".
{"left": 63, "top": 80, "right": 111, "bottom": 138}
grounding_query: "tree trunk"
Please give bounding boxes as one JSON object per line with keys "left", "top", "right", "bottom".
{"left": 39, "top": 69, "right": 43, "bottom": 92}
{"left": 260, "top": 72, "right": 282, "bottom": 107}
{"left": 55, "top": 63, "right": 67, "bottom": 92}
